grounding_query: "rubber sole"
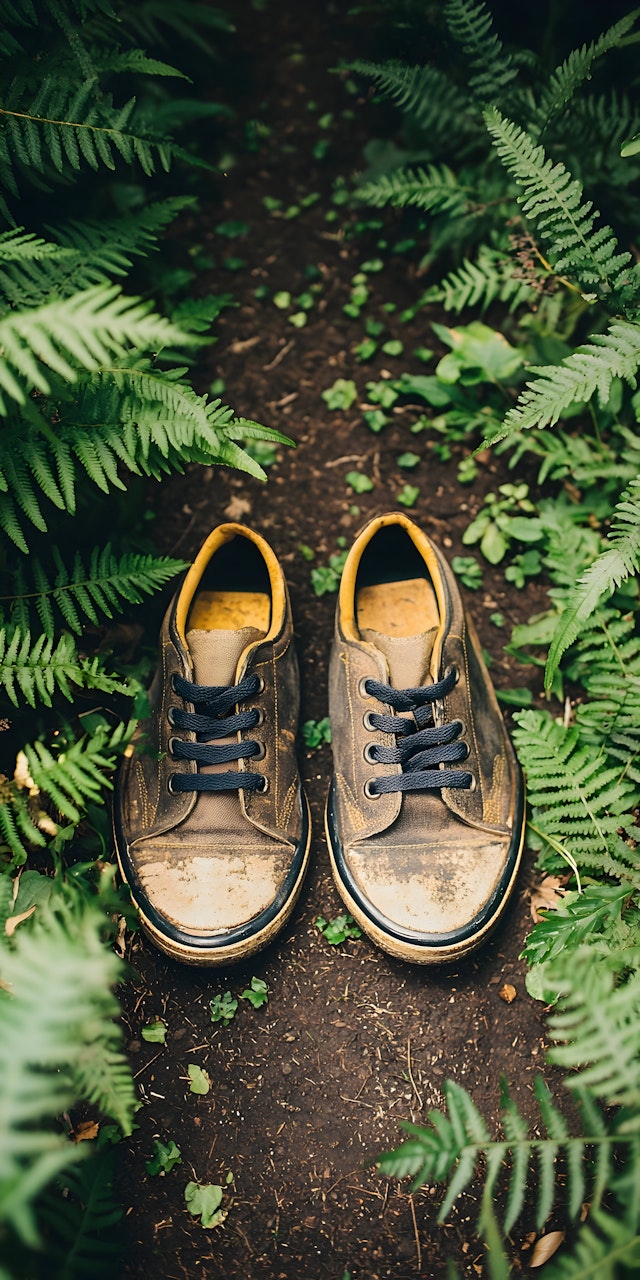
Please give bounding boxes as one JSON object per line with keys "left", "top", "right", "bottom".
{"left": 324, "top": 796, "right": 525, "bottom": 966}
{"left": 114, "top": 793, "right": 312, "bottom": 968}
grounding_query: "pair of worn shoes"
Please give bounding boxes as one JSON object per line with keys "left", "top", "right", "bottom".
{"left": 114, "top": 513, "right": 524, "bottom": 968}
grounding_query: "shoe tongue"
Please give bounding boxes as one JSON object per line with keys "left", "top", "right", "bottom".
{"left": 361, "top": 627, "right": 438, "bottom": 689}
{"left": 186, "top": 627, "right": 264, "bottom": 686}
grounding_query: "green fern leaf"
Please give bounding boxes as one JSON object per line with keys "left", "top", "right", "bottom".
{"left": 511, "top": 708, "right": 638, "bottom": 879}
{"left": 0, "top": 626, "right": 130, "bottom": 707}
{"left": 531, "top": 11, "right": 640, "bottom": 138}
{"left": 0, "top": 285, "right": 193, "bottom": 412}
{"left": 348, "top": 59, "right": 474, "bottom": 153}
{"left": 0, "top": 897, "right": 135, "bottom": 1246}
{"left": 484, "top": 108, "right": 639, "bottom": 307}
{"left": 545, "top": 481, "right": 640, "bottom": 688}
{"left": 444, "top": 0, "right": 518, "bottom": 104}
{"left": 426, "top": 245, "right": 536, "bottom": 313}
{"left": 355, "top": 164, "right": 470, "bottom": 216}
{"left": 543, "top": 1211, "right": 640, "bottom": 1280}
{"left": 485, "top": 321, "right": 640, "bottom": 448}
{"left": 6, "top": 546, "right": 187, "bottom": 636}
{"left": 40, "top": 1150, "right": 123, "bottom": 1279}
{"left": 547, "top": 952, "right": 640, "bottom": 1108}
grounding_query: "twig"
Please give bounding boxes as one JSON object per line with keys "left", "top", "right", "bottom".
{"left": 409, "top": 1193, "right": 422, "bottom": 1272}
{"left": 263, "top": 339, "right": 294, "bottom": 371}
{"left": 407, "top": 1037, "right": 423, "bottom": 1111}
{"left": 324, "top": 453, "right": 366, "bottom": 468}
{"left": 133, "top": 1051, "right": 162, "bottom": 1080}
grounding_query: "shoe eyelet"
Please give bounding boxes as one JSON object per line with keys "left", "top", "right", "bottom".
{"left": 167, "top": 736, "right": 178, "bottom": 758}
{"left": 358, "top": 676, "right": 372, "bottom": 698}
{"left": 254, "top": 707, "right": 265, "bottom": 727}
{"left": 461, "top": 741, "right": 470, "bottom": 761}
{"left": 256, "top": 775, "right": 269, "bottom": 794}
{"left": 253, "top": 674, "right": 265, "bottom": 694}
{"left": 445, "top": 664, "right": 460, "bottom": 685}
{"left": 170, "top": 673, "right": 180, "bottom": 693}
{"left": 253, "top": 742, "right": 266, "bottom": 761}
{"left": 167, "top": 706, "right": 177, "bottom": 727}
{"left": 167, "top": 773, "right": 178, "bottom": 794}
{"left": 468, "top": 775, "right": 477, "bottom": 792}
{"left": 363, "top": 779, "right": 380, "bottom": 800}
{"left": 363, "top": 710, "right": 376, "bottom": 731}
{"left": 363, "top": 743, "right": 377, "bottom": 764}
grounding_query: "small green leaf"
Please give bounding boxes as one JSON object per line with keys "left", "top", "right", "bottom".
{"left": 142, "top": 1020, "right": 166, "bottom": 1044}
{"left": 362, "top": 409, "right": 388, "bottom": 433}
{"left": 240, "top": 976, "right": 268, "bottom": 1009}
{"left": 495, "top": 688, "right": 534, "bottom": 707}
{"left": 381, "top": 340, "right": 403, "bottom": 357}
{"left": 345, "top": 471, "right": 374, "bottom": 493}
{"left": 322, "top": 379, "right": 358, "bottom": 411}
{"left": 298, "top": 543, "right": 315, "bottom": 562}
{"left": 397, "top": 484, "right": 420, "bottom": 508}
{"left": 273, "top": 291, "right": 291, "bottom": 310}
{"left": 210, "top": 992, "right": 238, "bottom": 1025}
{"left": 302, "top": 717, "right": 332, "bottom": 749}
{"left": 146, "top": 1139, "right": 182, "bottom": 1176}
{"left": 354, "top": 338, "right": 377, "bottom": 361}
{"left": 366, "top": 380, "right": 398, "bottom": 408}
{"left": 184, "top": 1182, "right": 226, "bottom": 1229}
{"left": 289, "top": 311, "right": 307, "bottom": 328}
{"left": 451, "top": 556, "right": 483, "bottom": 589}
{"left": 215, "top": 220, "right": 249, "bottom": 239}
{"left": 480, "top": 523, "right": 508, "bottom": 565}
{"left": 315, "top": 913, "right": 362, "bottom": 945}
{"left": 490, "top": 613, "right": 505, "bottom": 627}
{"left": 188, "top": 1064, "right": 211, "bottom": 1095}
{"left": 397, "top": 452, "right": 420, "bottom": 470}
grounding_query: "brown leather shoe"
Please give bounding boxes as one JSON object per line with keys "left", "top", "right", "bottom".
{"left": 325, "top": 512, "right": 524, "bottom": 964}
{"left": 114, "top": 523, "right": 310, "bottom": 966}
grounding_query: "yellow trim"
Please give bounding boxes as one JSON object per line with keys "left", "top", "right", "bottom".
{"left": 175, "top": 523, "right": 286, "bottom": 644}
{"left": 339, "top": 512, "right": 447, "bottom": 641}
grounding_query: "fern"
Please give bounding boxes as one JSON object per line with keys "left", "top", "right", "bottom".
{"left": 425, "top": 244, "right": 536, "bottom": 313}
{"left": 485, "top": 321, "right": 640, "bottom": 448}
{"left": 0, "top": 721, "right": 130, "bottom": 865}
{"left": 354, "top": 163, "right": 471, "bottom": 215}
{"left": 0, "top": 77, "right": 173, "bottom": 202}
{"left": 545, "top": 481, "right": 640, "bottom": 687}
{"left": 546, "top": 949, "right": 640, "bottom": 1109}
{"left": 484, "top": 108, "right": 640, "bottom": 308}
{"left": 6, "top": 545, "right": 188, "bottom": 636}
{"left": 120, "top": 0, "right": 234, "bottom": 51}
{"left": 348, "top": 59, "right": 475, "bottom": 155}
{"left": 511, "top": 708, "right": 638, "bottom": 880}
{"left": 0, "top": 895, "right": 136, "bottom": 1246}
{"left": 379, "top": 1074, "right": 627, "bottom": 1236}
{"left": 40, "top": 1150, "right": 123, "bottom": 1279}
{"left": 530, "top": 11, "right": 640, "bottom": 139}
{"left": 0, "top": 285, "right": 193, "bottom": 412}
{"left": 0, "top": 199, "right": 193, "bottom": 305}
{"left": 543, "top": 1211, "right": 640, "bottom": 1280}
{"left": 444, "top": 0, "right": 518, "bottom": 105}
{"left": 0, "top": 627, "right": 130, "bottom": 708}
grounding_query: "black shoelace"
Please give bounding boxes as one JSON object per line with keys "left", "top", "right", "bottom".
{"left": 167, "top": 672, "right": 266, "bottom": 794}
{"left": 362, "top": 666, "right": 474, "bottom": 796}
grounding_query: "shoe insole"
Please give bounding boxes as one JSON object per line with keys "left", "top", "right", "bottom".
{"left": 188, "top": 590, "right": 270, "bottom": 634}
{"left": 356, "top": 577, "right": 439, "bottom": 638}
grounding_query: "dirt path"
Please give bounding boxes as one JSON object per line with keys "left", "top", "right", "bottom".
{"left": 117, "top": 6, "right": 560, "bottom": 1276}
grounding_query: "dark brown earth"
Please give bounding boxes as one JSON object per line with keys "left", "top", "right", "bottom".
{"left": 116, "top": 5, "right": 568, "bottom": 1277}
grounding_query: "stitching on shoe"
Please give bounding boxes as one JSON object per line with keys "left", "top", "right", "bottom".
{"left": 460, "top": 621, "right": 485, "bottom": 810}
{"left": 336, "top": 771, "right": 366, "bottom": 831}
{"left": 484, "top": 754, "right": 505, "bottom": 824}
{"left": 279, "top": 778, "right": 296, "bottom": 828}
{"left": 343, "top": 650, "right": 359, "bottom": 790}
{"left": 135, "top": 758, "right": 152, "bottom": 828}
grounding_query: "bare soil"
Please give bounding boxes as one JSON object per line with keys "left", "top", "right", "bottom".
{"left": 116, "top": 5, "right": 567, "bottom": 1276}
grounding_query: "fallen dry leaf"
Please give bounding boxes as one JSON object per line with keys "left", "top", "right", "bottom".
{"left": 224, "top": 495, "right": 252, "bottom": 521}
{"left": 71, "top": 1120, "right": 100, "bottom": 1143}
{"left": 530, "top": 1230, "right": 565, "bottom": 1267}
{"left": 5, "top": 905, "right": 37, "bottom": 937}
{"left": 499, "top": 983, "right": 517, "bottom": 1004}
{"left": 529, "top": 874, "right": 567, "bottom": 923}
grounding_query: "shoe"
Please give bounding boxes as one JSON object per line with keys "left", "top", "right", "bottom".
{"left": 325, "top": 512, "right": 524, "bottom": 964}
{"left": 114, "top": 523, "right": 311, "bottom": 966}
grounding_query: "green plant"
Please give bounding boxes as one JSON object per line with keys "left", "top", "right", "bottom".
{"left": 184, "top": 1181, "right": 227, "bottom": 1229}
{"left": 302, "top": 717, "right": 332, "bottom": 750}
{"left": 462, "top": 483, "right": 540, "bottom": 565}
{"left": 188, "top": 1065, "right": 211, "bottom": 1095}
{"left": 145, "top": 1140, "right": 182, "bottom": 1176}
{"left": 322, "top": 378, "right": 358, "bottom": 410}
{"left": 240, "top": 977, "right": 268, "bottom": 1009}
{"left": 315, "top": 913, "right": 362, "bottom": 945}
{"left": 210, "top": 992, "right": 239, "bottom": 1026}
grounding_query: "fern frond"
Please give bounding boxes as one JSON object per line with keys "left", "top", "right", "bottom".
{"left": 378, "top": 1075, "right": 621, "bottom": 1234}
{"left": 444, "top": 0, "right": 517, "bottom": 104}
{"left": 0, "top": 76, "right": 174, "bottom": 201}
{"left": 543, "top": 1211, "right": 640, "bottom": 1280}
{"left": 95, "top": 47, "right": 188, "bottom": 78}
{"left": 121, "top": 0, "right": 233, "bottom": 51}
{"left": 0, "top": 200, "right": 192, "bottom": 306}
{"left": 354, "top": 164, "right": 471, "bottom": 215}
{"left": 545, "top": 481, "right": 640, "bottom": 687}
{"left": 0, "top": 627, "right": 130, "bottom": 707}
{"left": 485, "top": 321, "right": 640, "bottom": 448}
{"left": 571, "top": 612, "right": 640, "bottom": 778}
{"left": 348, "top": 59, "right": 475, "bottom": 154}
{"left": 426, "top": 245, "right": 537, "bottom": 313}
{"left": 546, "top": 950, "right": 640, "bottom": 1108}
{"left": 0, "top": 285, "right": 192, "bottom": 412}
{"left": 511, "top": 708, "right": 638, "bottom": 879}
{"left": 522, "top": 884, "right": 631, "bottom": 970}
{"left": 484, "top": 108, "right": 639, "bottom": 308}
{"left": 40, "top": 1150, "right": 123, "bottom": 1279}
{"left": 0, "top": 896, "right": 135, "bottom": 1246}
{"left": 531, "top": 10, "right": 640, "bottom": 138}
{"left": 7, "top": 546, "right": 188, "bottom": 636}
{"left": 24, "top": 727, "right": 120, "bottom": 823}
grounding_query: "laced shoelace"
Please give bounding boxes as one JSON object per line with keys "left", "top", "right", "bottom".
{"left": 167, "top": 672, "right": 267, "bottom": 794}
{"left": 362, "top": 666, "right": 474, "bottom": 796}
